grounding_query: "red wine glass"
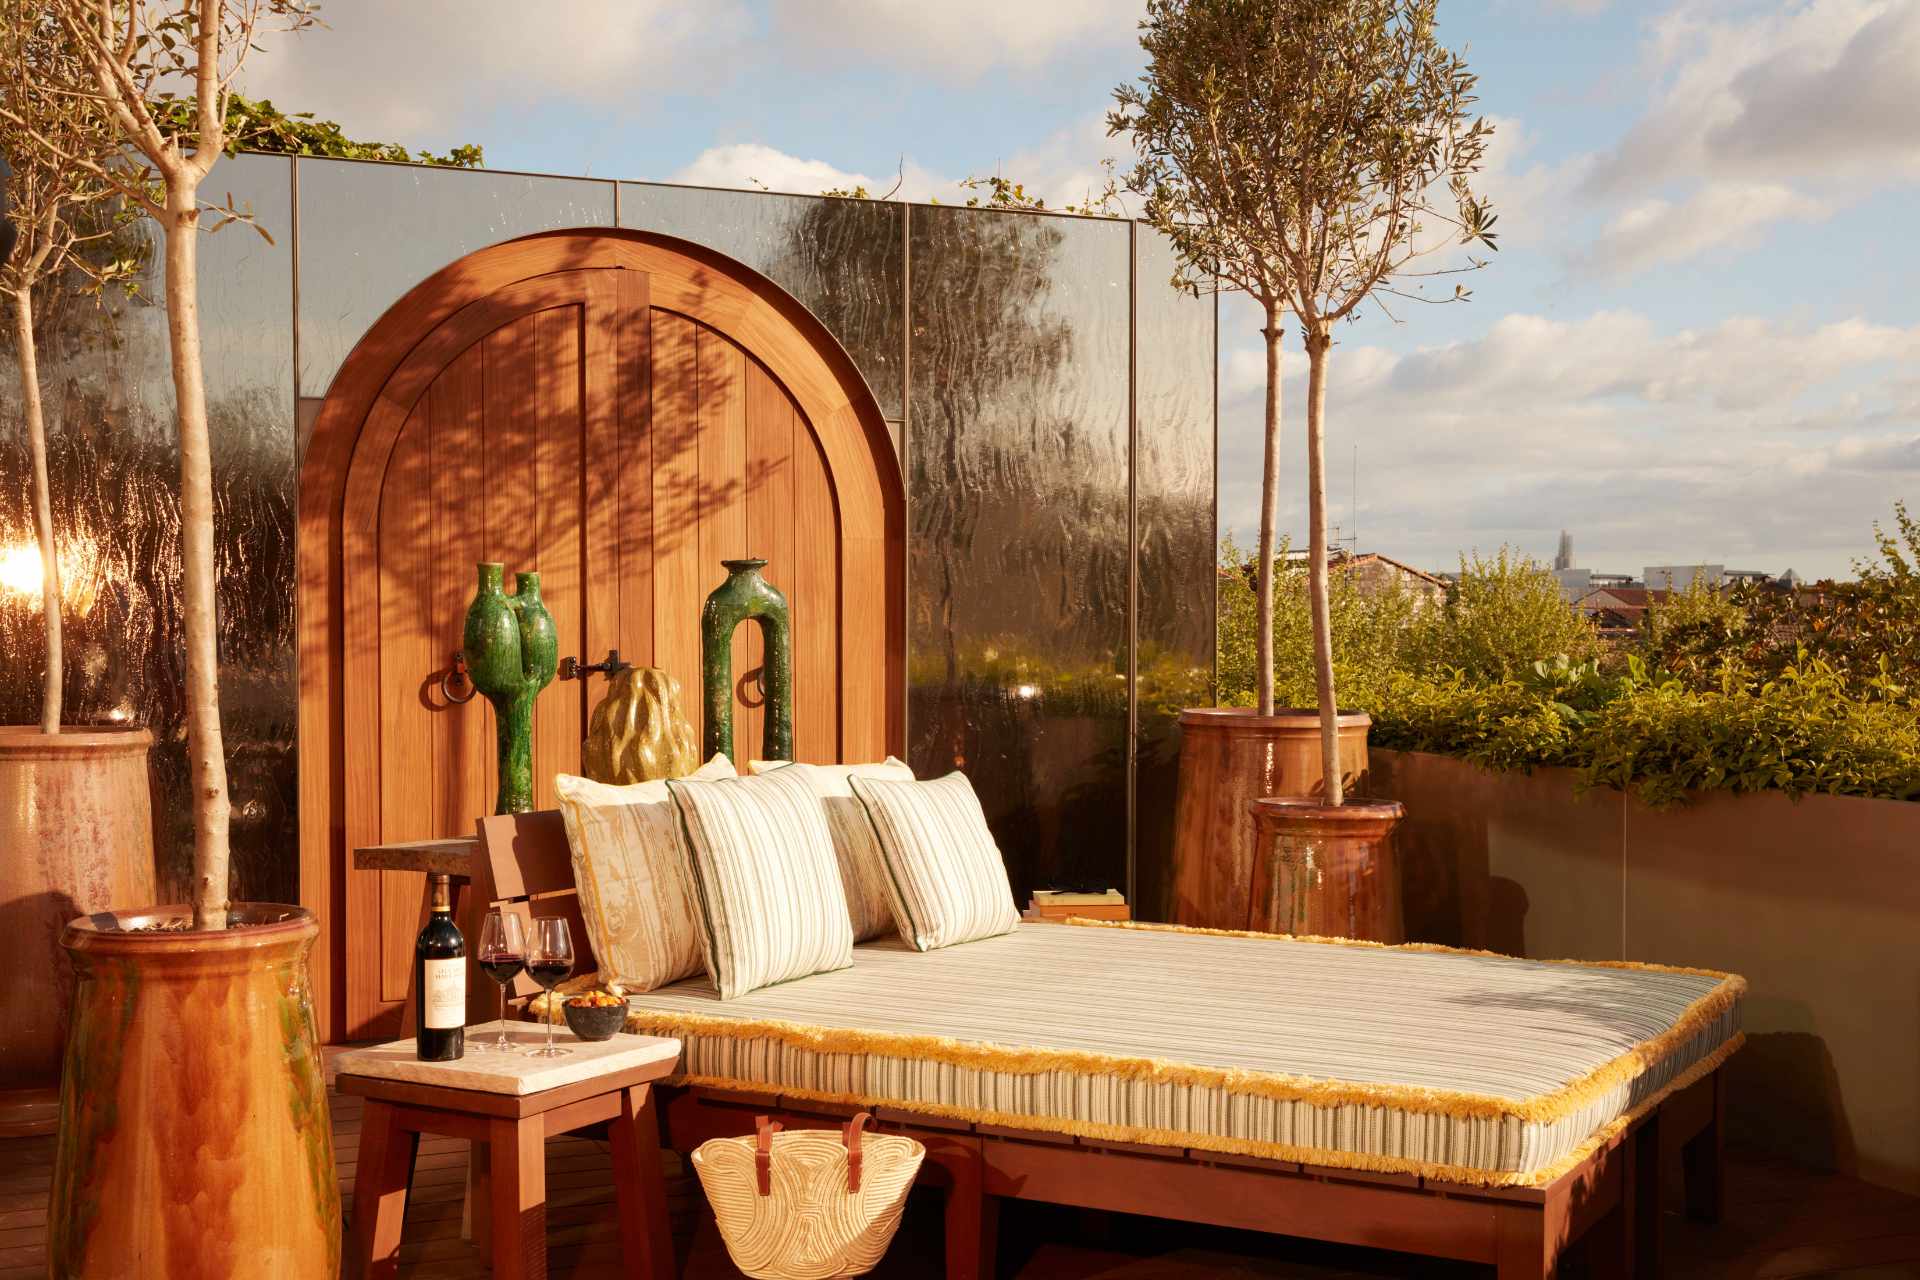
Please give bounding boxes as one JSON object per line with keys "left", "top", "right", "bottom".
{"left": 477, "top": 910, "right": 525, "bottom": 1053}
{"left": 525, "top": 917, "right": 575, "bottom": 1058}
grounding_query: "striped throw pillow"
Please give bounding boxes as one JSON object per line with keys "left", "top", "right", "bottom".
{"left": 667, "top": 766, "right": 856, "bottom": 999}
{"left": 749, "top": 758, "right": 915, "bottom": 941}
{"left": 847, "top": 771, "right": 1020, "bottom": 951}
{"left": 554, "top": 753, "right": 737, "bottom": 992}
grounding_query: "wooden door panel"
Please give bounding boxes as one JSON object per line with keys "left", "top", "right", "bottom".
{"left": 695, "top": 324, "right": 751, "bottom": 759}
{"left": 792, "top": 414, "right": 841, "bottom": 763}
{"left": 429, "top": 347, "right": 490, "bottom": 840}
{"left": 743, "top": 358, "right": 796, "bottom": 762}
{"left": 650, "top": 311, "right": 704, "bottom": 706}
{"left": 532, "top": 306, "right": 586, "bottom": 814}
{"left": 309, "top": 238, "right": 902, "bottom": 1041}
{"left": 377, "top": 401, "right": 435, "bottom": 1002}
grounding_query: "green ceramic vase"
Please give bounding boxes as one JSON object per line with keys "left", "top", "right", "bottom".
{"left": 700, "top": 558, "right": 793, "bottom": 763}
{"left": 462, "top": 563, "right": 558, "bottom": 813}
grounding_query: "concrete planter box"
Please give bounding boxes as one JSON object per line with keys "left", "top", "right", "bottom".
{"left": 1372, "top": 747, "right": 1920, "bottom": 1196}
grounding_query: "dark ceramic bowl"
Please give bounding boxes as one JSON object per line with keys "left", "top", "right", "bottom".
{"left": 562, "top": 1000, "right": 628, "bottom": 1042}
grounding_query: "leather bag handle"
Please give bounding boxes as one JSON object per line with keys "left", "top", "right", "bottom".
{"left": 755, "top": 1116, "right": 783, "bottom": 1197}
{"left": 842, "top": 1112, "right": 870, "bottom": 1193}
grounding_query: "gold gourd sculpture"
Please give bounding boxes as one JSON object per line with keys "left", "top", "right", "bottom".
{"left": 582, "top": 665, "right": 699, "bottom": 784}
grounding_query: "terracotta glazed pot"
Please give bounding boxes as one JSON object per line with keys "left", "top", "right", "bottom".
{"left": 1168, "top": 708, "right": 1370, "bottom": 930}
{"left": 1248, "top": 797, "right": 1406, "bottom": 943}
{"left": 48, "top": 904, "right": 340, "bottom": 1280}
{"left": 0, "top": 727, "right": 154, "bottom": 1137}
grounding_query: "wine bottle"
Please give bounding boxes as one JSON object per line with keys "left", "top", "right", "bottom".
{"left": 415, "top": 873, "right": 466, "bottom": 1061}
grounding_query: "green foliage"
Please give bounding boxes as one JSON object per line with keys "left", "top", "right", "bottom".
{"left": 1411, "top": 549, "right": 1599, "bottom": 679}
{"left": 1637, "top": 575, "right": 1749, "bottom": 688}
{"left": 1218, "top": 540, "right": 1585, "bottom": 708}
{"left": 1640, "top": 503, "right": 1920, "bottom": 703}
{"left": 153, "top": 94, "right": 483, "bottom": 167}
{"left": 1368, "top": 657, "right": 1920, "bottom": 806}
{"left": 1110, "top": 0, "right": 1495, "bottom": 306}
{"left": 1579, "top": 659, "right": 1920, "bottom": 806}
{"left": 1215, "top": 509, "right": 1920, "bottom": 805}
{"left": 1369, "top": 670, "right": 1582, "bottom": 773}
{"left": 1215, "top": 536, "right": 1422, "bottom": 711}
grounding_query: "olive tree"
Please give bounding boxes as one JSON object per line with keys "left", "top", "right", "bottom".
{"left": 14, "top": 0, "right": 316, "bottom": 927}
{"left": 0, "top": 0, "right": 137, "bottom": 734}
{"left": 1113, "top": 0, "right": 1496, "bottom": 800}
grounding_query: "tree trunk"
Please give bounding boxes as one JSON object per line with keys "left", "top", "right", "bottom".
{"left": 163, "top": 188, "right": 231, "bottom": 930}
{"left": 1303, "top": 327, "right": 1340, "bottom": 807}
{"left": 12, "top": 286, "right": 64, "bottom": 735}
{"left": 1255, "top": 308, "right": 1283, "bottom": 716}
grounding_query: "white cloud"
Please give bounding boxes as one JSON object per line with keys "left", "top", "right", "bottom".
{"left": 1708, "top": 0, "right": 1920, "bottom": 179}
{"left": 1559, "top": 0, "right": 1920, "bottom": 274}
{"left": 241, "top": 1, "right": 753, "bottom": 144}
{"left": 668, "top": 143, "right": 961, "bottom": 200}
{"left": 1215, "top": 310, "right": 1920, "bottom": 577}
{"left": 1574, "top": 182, "right": 1827, "bottom": 278}
{"left": 769, "top": 0, "right": 1141, "bottom": 79}
{"left": 1000, "top": 115, "right": 1131, "bottom": 212}
{"left": 669, "top": 116, "right": 1131, "bottom": 208}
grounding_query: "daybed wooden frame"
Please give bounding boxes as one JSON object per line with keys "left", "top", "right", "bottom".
{"left": 475, "top": 809, "right": 1727, "bottom": 1279}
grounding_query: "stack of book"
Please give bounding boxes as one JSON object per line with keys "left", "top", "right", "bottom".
{"left": 1023, "top": 889, "right": 1130, "bottom": 923}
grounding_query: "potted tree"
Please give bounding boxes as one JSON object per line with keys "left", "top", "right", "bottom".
{"left": 1113, "top": 0, "right": 1496, "bottom": 934}
{"left": 0, "top": 2, "right": 153, "bottom": 1140}
{"left": 8, "top": 2, "right": 340, "bottom": 1275}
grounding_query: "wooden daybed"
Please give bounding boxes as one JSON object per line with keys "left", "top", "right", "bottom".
{"left": 475, "top": 809, "right": 1742, "bottom": 1280}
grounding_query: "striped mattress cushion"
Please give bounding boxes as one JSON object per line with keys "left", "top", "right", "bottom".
{"left": 619, "top": 920, "right": 1744, "bottom": 1186}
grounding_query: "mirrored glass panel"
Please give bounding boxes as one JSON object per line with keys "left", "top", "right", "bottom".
{"left": 0, "top": 152, "right": 297, "bottom": 903}
{"left": 297, "top": 160, "right": 616, "bottom": 398}
{"left": 619, "top": 182, "right": 904, "bottom": 420}
{"left": 906, "top": 206, "right": 1131, "bottom": 904}
{"left": 1133, "top": 229, "right": 1218, "bottom": 920}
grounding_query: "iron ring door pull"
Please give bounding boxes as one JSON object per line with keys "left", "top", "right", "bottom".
{"left": 442, "top": 651, "right": 477, "bottom": 704}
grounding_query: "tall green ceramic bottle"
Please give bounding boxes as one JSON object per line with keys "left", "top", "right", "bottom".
{"left": 701, "top": 558, "right": 793, "bottom": 764}
{"left": 462, "top": 563, "right": 558, "bottom": 813}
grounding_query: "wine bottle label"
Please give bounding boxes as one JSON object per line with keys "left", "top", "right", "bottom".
{"left": 422, "top": 957, "right": 466, "bottom": 1030}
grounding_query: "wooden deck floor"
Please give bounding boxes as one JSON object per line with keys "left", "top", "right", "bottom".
{"left": 6, "top": 1080, "right": 1919, "bottom": 1279}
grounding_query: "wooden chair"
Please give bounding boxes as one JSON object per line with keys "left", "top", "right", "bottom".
{"left": 473, "top": 810, "right": 598, "bottom": 1011}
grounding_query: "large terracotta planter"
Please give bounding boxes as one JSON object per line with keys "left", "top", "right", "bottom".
{"left": 0, "top": 727, "right": 154, "bottom": 1137}
{"left": 49, "top": 904, "right": 340, "bottom": 1280}
{"left": 1168, "top": 708, "right": 1370, "bottom": 930}
{"left": 1248, "top": 797, "right": 1406, "bottom": 943}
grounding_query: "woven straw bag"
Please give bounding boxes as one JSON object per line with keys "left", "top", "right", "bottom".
{"left": 691, "top": 1113, "right": 925, "bottom": 1279}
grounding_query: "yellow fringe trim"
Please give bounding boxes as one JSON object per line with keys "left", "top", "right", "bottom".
{"left": 658, "top": 1031, "right": 1743, "bottom": 1190}
{"left": 611, "top": 923, "right": 1743, "bottom": 1128}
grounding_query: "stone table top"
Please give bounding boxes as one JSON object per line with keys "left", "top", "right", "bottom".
{"left": 352, "top": 836, "right": 479, "bottom": 878}
{"left": 334, "top": 1022, "right": 680, "bottom": 1096}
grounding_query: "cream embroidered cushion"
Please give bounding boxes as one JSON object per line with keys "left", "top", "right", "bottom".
{"left": 847, "top": 771, "right": 1020, "bottom": 951}
{"left": 554, "top": 753, "right": 736, "bottom": 991}
{"left": 667, "top": 767, "right": 857, "bottom": 999}
{"left": 748, "top": 758, "right": 915, "bottom": 941}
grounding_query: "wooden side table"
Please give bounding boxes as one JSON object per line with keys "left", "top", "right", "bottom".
{"left": 338, "top": 1025, "right": 681, "bottom": 1280}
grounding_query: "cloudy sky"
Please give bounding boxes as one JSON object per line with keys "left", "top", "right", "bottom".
{"left": 244, "top": 0, "right": 1920, "bottom": 580}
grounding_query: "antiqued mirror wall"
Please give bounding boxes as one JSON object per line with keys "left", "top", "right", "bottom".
{"left": 1, "top": 154, "right": 1216, "bottom": 927}
{"left": 0, "top": 152, "right": 297, "bottom": 904}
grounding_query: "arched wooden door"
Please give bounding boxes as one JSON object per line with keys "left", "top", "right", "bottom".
{"left": 297, "top": 231, "right": 904, "bottom": 1040}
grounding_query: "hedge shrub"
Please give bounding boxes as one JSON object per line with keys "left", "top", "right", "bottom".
{"left": 1218, "top": 527, "right": 1920, "bottom": 807}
